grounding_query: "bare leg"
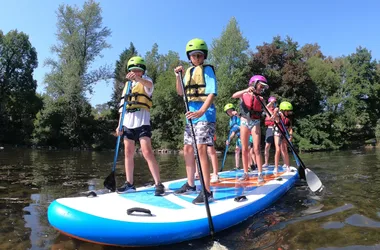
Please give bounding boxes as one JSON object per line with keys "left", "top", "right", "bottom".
{"left": 251, "top": 124, "right": 262, "bottom": 173}
{"left": 123, "top": 138, "right": 135, "bottom": 184}
{"left": 274, "top": 136, "right": 281, "bottom": 170}
{"left": 140, "top": 137, "right": 161, "bottom": 185}
{"left": 240, "top": 125, "right": 250, "bottom": 173}
{"left": 281, "top": 140, "right": 290, "bottom": 166}
{"left": 249, "top": 147, "right": 256, "bottom": 165}
{"left": 183, "top": 144, "right": 196, "bottom": 187}
{"left": 235, "top": 146, "right": 241, "bottom": 169}
{"left": 264, "top": 143, "right": 271, "bottom": 165}
{"left": 207, "top": 146, "right": 218, "bottom": 176}
{"left": 198, "top": 144, "right": 210, "bottom": 192}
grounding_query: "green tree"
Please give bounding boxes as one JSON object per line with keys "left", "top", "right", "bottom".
{"left": 209, "top": 17, "right": 250, "bottom": 147}
{"left": 150, "top": 51, "right": 185, "bottom": 149}
{"left": 336, "top": 47, "right": 380, "bottom": 146}
{"left": 248, "top": 36, "right": 320, "bottom": 119}
{"left": 33, "top": 0, "right": 111, "bottom": 147}
{"left": 0, "top": 30, "right": 41, "bottom": 144}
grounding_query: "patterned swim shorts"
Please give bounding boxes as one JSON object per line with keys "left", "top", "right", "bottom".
{"left": 184, "top": 122, "right": 216, "bottom": 146}
{"left": 240, "top": 117, "right": 260, "bottom": 130}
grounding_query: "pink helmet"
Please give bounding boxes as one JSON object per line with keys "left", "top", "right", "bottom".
{"left": 268, "top": 96, "right": 277, "bottom": 102}
{"left": 249, "top": 75, "right": 268, "bottom": 89}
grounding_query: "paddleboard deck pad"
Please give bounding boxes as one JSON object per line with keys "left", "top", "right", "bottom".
{"left": 48, "top": 166, "right": 298, "bottom": 247}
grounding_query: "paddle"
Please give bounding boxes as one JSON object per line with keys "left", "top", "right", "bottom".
{"left": 255, "top": 94, "right": 323, "bottom": 192}
{"left": 178, "top": 72, "right": 215, "bottom": 238}
{"left": 104, "top": 81, "right": 132, "bottom": 192}
{"left": 220, "top": 129, "right": 232, "bottom": 172}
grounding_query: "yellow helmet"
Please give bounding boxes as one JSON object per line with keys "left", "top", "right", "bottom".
{"left": 223, "top": 103, "right": 235, "bottom": 112}
{"left": 127, "top": 56, "right": 146, "bottom": 72}
{"left": 186, "top": 38, "right": 208, "bottom": 59}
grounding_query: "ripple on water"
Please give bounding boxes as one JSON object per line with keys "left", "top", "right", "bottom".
{"left": 345, "top": 214, "right": 380, "bottom": 228}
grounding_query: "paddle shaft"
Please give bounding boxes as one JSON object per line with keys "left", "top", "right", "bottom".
{"left": 112, "top": 81, "right": 132, "bottom": 172}
{"left": 255, "top": 94, "right": 308, "bottom": 170}
{"left": 220, "top": 130, "right": 232, "bottom": 172}
{"left": 178, "top": 72, "right": 215, "bottom": 237}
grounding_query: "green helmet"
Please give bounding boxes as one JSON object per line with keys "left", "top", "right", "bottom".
{"left": 279, "top": 101, "right": 293, "bottom": 111}
{"left": 127, "top": 56, "right": 146, "bottom": 72}
{"left": 186, "top": 38, "right": 208, "bottom": 59}
{"left": 224, "top": 103, "right": 235, "bottom": 112}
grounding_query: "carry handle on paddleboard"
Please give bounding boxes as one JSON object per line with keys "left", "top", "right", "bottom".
{"left": 178, "top": 71, "right": 215, "bottom": 238}
{"left": 254, "top": 93, "right": 323, "bottom": 192}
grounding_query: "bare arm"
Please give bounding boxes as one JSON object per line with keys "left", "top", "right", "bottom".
{"left": 186, "top": 93, "right": 215, "bottom": 120}
{"left": 135, "top": 75, "right": 153, "bottom": 88}
{"left": 174, "top": 66, "right": 185, "bottom": 95}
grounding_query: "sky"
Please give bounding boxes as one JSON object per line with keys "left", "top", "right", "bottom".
{"left": 1, "top": 0, "right": 380, "bottom": 106}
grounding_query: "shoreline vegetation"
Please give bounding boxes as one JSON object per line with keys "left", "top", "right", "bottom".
{"left": 1, "top": 1, "right": 380, "bottom": 153}
{"left": 0, "top": 139, "right": 378, "bottom": 155}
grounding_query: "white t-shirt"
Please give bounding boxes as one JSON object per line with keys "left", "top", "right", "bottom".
{"left": 119, "top": 75, "right": 154, "bottom": 129}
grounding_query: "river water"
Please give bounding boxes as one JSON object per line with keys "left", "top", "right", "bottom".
{"left": 0, "top": 147, "right": 379, "bottom": 250}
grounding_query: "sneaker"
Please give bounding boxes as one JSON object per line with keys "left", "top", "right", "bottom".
{"left": 262, "top": 163, "right": 269, "bottom": 168}
{"left": 154, "top": 183, "right": 165, "bottom": 196}
{"left": 117, "top": 181, "right": 136, "bottom": 193}
{"left": 273, "top": 167, "right": 278, "bottom": 175}
{"left": 192, "top": 190, "right": 213, "bottom": 204}
{"left": 283, "top": 164, "right": 290, "bottom": 172}
{"left": 234, "top": 167, "right": 241, "bottom": 171}
{"left": 239, "top": 172, "right": 249, "bottom": 181}
{"left": 174, "top": 182, "right": 196, "bottom": 194}
{"left": 258, "top": 174, "right": 265, "bottom": 183}
{"left": 210, "top": 174, "right": 219, "bottom": 183}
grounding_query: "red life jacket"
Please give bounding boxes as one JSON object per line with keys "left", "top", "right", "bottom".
{"left": 240, "top": 93, "right": 263, "bottom": 119}
{"left": 279, "top": 115, "right": 291, "bottom": 133}
{"left": 264, "top": 107, "right": 275, "bottom": 126}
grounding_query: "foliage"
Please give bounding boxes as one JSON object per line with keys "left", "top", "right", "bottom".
{"left": 0, "top": 30, "right": 41, "bottom": 144}
{"left": 33, "top": 0, "right": 112, "bottom": 148}
{"left": 4, "top": 8, "right": 380, "bottom": 151}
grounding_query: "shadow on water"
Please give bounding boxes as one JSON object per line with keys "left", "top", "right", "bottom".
{"left": 1, "top": 148, "right": 380, "bottom": 249}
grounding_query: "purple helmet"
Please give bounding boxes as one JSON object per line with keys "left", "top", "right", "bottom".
{"left": 249, "top": 75, "right": 268, "bottom": 89}
{"left": 268, "top": 96, "right": 277, "bottom": 102}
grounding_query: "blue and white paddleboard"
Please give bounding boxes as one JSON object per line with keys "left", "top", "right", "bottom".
{"left": 48, "top": 166, "right": 298, "bottom": 247}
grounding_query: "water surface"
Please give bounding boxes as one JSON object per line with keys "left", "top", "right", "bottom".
{"left": 0, "top": 148, "right": 379, "bottom": 250}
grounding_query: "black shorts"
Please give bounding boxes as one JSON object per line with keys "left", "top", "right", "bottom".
{"left": 122, "top": 125, "right": 152, "bottom": 142}
{"left": 265, "top": 127, "right": 274, "bottom": 144}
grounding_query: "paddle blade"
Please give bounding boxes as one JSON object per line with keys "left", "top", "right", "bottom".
{"left": 305, "top": 168, "right": 323, "bottom": 192}
{"left": 103, "top": 172, "right": 116, "bottom": 192}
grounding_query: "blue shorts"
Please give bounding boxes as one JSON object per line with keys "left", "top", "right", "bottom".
{"left": 122, "top": 125, "right": 152, "bottom": 142}
{"left": 265, "top": 127, "right": 274, "bottom": 144}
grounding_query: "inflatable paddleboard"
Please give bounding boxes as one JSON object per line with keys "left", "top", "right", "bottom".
{"left": 48, "top": 166, "right": 298, "bottom": 247}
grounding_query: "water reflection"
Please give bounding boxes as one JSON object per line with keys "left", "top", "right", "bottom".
{"left": 0, "top": 148, "right": 380, "bottom": 249}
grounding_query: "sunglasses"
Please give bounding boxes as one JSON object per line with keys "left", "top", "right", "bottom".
{"left": 190, "top": 53, "right": 204, "bottom": 58}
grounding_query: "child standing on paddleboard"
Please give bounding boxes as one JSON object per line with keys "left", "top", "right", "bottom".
{"left": 224, "top": 103, "right": 242, "bottom": 170}
{"left": 232, "top": 75, "right": 269, "bottom": 182}
{"left": 174, "top": 38, "right": 217, "bottom": 204}
{"left": 273, "top": 101, "right": 293, "bottom": 174}
{"left": 115, "top": 56, "right": 165, "bottom": 196}
{"left": 263, "top": 96, "right": 277, "bottom": 168}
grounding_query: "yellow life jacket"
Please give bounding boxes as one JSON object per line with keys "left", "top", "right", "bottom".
{"left": 121, "top": 82, "right": 152, "bottom": 112}
{"left": 184, "top": 64, "right": 215, "bottom": 102}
